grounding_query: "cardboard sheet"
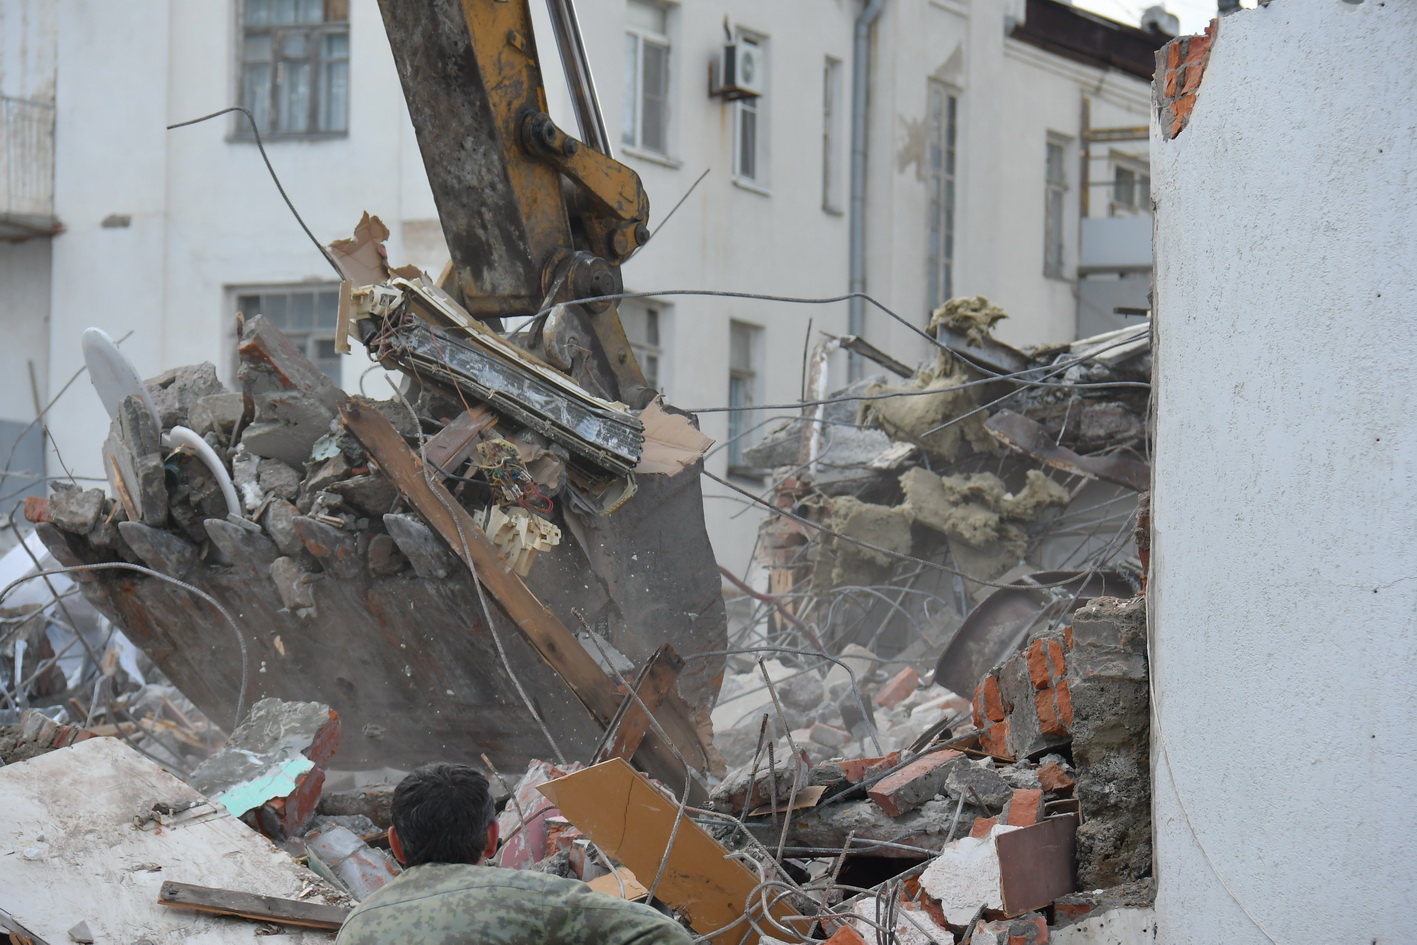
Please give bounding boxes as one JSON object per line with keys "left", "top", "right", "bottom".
{"left": 538, "top": 759, "right": 801, "bottom": 945}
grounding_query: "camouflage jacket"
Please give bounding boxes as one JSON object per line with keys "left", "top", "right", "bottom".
{"left": 335, "top": 863, "right": 695, "bottom": 945}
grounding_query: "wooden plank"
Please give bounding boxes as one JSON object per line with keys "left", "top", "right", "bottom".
{"left": 339, "top": 398, "right": 707, "bottom": 800}
{"left": 424, "top": 405, "right": 498, "bottom": 471}
{"left": 597, "top": 643, "right": 684, "bottom": 764}
{"left": 157, "top": 882, "right": 349, "bottom": 931}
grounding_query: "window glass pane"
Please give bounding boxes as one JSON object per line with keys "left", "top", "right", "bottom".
{"left": 281, "top": 31, "right": 310, "bottom": 58}
{"left": 278, "top": 61, "right": 312, "bottom": 133}
{"left": 738, "top": 105, "right": 757, "bottom": 180}
{"left": 621, "top": 32, "right": 638, "bottom": 147}
{"left": 237, "top": 294, "right": 261, "bottom": 315}
{"left": 320, "top": 59, "right": 348, "bottom": 132}
{"left": 270, "top": 0, "right": 297, "bottom": 25}
{"left": 730, "top": 324, "right": 753, "bottom": 370}
{"left": 241, "top": 62, "right": 272, "bottom": 132}
{"left": 627, "top": 0, "right": 667, "bottom": 35}
{"left": 318, "top": 290, "right": 340, "bottom": 321}
{"left": 290, "top": 291, "right": 314, "bottom": 330}
{"left": 323, "top": 32, "right": 348, "bottom": 58}
{"left": 296, "top": 0, "right": 323, "bottom": 24}
{"left": 246, "top": 0, "right": 273, "bottom": 26}
{"left": 1046, "top": 142, "right": 1065, "bottom": 183}
{"left": 263, "top": 293, "right": 288, "bottom": 323}
{"left": 1138, "top": 176, "right": 1151, "bottom": 208}
{"left": 643, "top": 355, "right": 659, "bottom": 391}
{"left": 645, "top": 309, "right": 659, "bottom": 346}
{"left": 244, "top": 34, "right": 273, "bottom": 61}
{"left": 1114, "top": 167, "right": 1135, "bottom": 206}
{"left": 641, "top": 41, "right": 669, "bottom": 153}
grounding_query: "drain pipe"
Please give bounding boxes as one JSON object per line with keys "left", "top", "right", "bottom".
{"left": 848, "top": 0, "right": 887, "bottom": 380}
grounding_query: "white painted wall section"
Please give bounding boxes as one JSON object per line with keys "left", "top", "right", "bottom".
{"left": 1150, "top": 2, "right": 1417, "bottom": 943}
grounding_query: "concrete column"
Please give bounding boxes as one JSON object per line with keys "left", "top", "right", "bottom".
{"left": 1150, "top": 2, "right": 1416, "bottom": 943}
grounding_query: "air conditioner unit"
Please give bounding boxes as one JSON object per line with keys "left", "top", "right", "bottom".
{"left": 717, "top": 42, "right": 763, "bottom": 100}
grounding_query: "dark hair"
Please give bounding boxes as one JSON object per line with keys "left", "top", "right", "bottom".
{"left": 391, "top": 763, "right": 498, "bottom": 867}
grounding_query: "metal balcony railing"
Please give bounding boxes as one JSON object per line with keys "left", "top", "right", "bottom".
{"left": 0, "top": 95, "right": 58, "bottom": 238}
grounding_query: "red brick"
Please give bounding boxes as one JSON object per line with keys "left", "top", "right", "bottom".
{"left": 1037, "top": 762, "right": 1075, "bottom": 792}
{"left": 1056, "top": 680, "right": 1073, "bottom": 728}
{"left": 1053, "top": 899, "right": 1095, "bottom": 923}
{"left": 1004, "top": 788, "right": 1044, "bottom": 827}
{"left": 1166, "top": 39, "right": 1182, "bottom": 71}
{"left": 979, "top": 721, "right": 1012, "bottom": 760}
{"left": 1025, "top": 641, "right": 1052, "bottom": 690}
{"left": 1047, "top": 640, "right": 1066, "bottom": 679}
{"left": 971, "top": 816, "right": 999, "bottom": 838}
{"left": 1181, "top": 61, "right": 1205, "bottom": 95}
{"left": 836, "top": 752, "right": 901, "bottom": 783}
{"left": 1186, "top": 33, "right": 1212, "bottom": 62}
{"left": 1035, "top": 688, "right": 1068, "bottom": 738}
{"left": 23, "top": 496, "right": 51, "bottom": 524}
{"left": 823, "top": 926, "right": 868, "bottom": 945}
{"left": 874, "top": 666, "right": 920, "bottom": 710}
{"left": 1063, "top": 625, "right": 1074, "bottom": 650}
{"left": 979, "top": 675, "right": 1006, "bottom": 723}
{"left": 972, "top": 695, "right": 985, "bottom": 730}
{"left": 868, "top": 749, "right": 963, "bottom": 818}
{"left": 1163, "top": 68, "right": 1179, "bottom": 98}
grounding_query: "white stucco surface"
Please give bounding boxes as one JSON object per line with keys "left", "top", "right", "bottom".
{"left": 1150, "top": 2, "right": 1417, "bottom": 943}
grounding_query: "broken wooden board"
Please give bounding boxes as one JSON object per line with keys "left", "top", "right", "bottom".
{"left": 595, "top": 643, "right": 684, "bottom": 764}
{"left": 0, "top": 738, "right": 340, "bottom": 944}
{"left": 538, "top": 759, "right": 803, "bottom": 945}
{"left": 158, "top": 882, "right": 349, "bottom": 931}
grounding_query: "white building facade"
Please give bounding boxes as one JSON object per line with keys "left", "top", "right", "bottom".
{"left": 0, "top": 0, "right": 1163, "bottom": 575}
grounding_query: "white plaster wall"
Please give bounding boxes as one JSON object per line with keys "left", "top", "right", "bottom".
{"left": 1150, "top": 3, "right": 1417, "bottom": 943}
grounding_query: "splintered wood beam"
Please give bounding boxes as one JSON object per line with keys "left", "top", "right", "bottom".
{"left": 338, "top": 398, "right": 706, "bottom": 801}
{"left": 157, "top": 881, "right": 350, "bottom": 931}
{"left": 596, "top": 643, "right": 684, "bottom": 764}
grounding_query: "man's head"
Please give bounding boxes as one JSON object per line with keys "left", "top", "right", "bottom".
{"left": 387, "top": 763, "right": 499, "bottom": 867}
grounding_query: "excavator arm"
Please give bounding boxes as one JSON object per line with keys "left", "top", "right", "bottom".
{"left": 377, "top": 0, "right": 652, "bottom": 406}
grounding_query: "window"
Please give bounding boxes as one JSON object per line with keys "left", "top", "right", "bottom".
{"left": 1044, "top": 138, "right": 1068, "bottom": 278}
{"left": 240, "top": 0, "right": 349, "bottom": 137}
{"left": 726, "top": 322, "right": 760, "bottom": 472}
{"left": 1110, "top": 158, "right": 1151, "bottom": 215}
{"left": 733, "top": 35, "right": 766, "bottom": 185}
{"left": 619, "top": 299, "right": 665, "bottom": 394}
{"left": 926, "top": 81, "right": 958, "bottom": 311}
{"left": 622, "top": 1, "right": 670, "bottom": 155}
{"left": 236, "top": 285, "right": 342, "bottom": 379}
{"left": 822, "top": 57, "right": 844, "bottom": 213}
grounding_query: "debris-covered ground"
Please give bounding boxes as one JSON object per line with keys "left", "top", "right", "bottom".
{"left": 1, "top": 292, "right": 1155, "bottom": 943}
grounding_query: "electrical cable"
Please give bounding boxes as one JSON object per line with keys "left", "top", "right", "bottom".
{"left": 167, "top": 106, "right": 343, "bottom": 278}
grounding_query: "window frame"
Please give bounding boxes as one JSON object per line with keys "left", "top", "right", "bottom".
{"left": 731, "top": 33, "right": 768, "bottom": 189}
{"left": 726, "top": 320, "right": 763, "bottom": 477}
{"left": 621, "top": 1, "right": 673, "bottom": 157}
{"left": 926, "top": 80, "right": 959, "bottom": 312}
{"left": 236, "top": 0, "right": 350, "bottom": 141}
{"left": 1109, "top": 153, "right": 1152, "bottom": 217}
{"left": 618, "top": 297, "right": 667, "bottom": 397}
{"left": 822, "top": 56, "right": 845, "bottom": 214}
{"left": 1044, "top": 135, "right": 1070, "bottom": 280}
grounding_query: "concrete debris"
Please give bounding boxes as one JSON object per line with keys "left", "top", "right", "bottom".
{"left": 29, "top": 313, "right": 726, "bottom": 780}
{"left": 187, "top": 697, "right": 342, "bottom": 841}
